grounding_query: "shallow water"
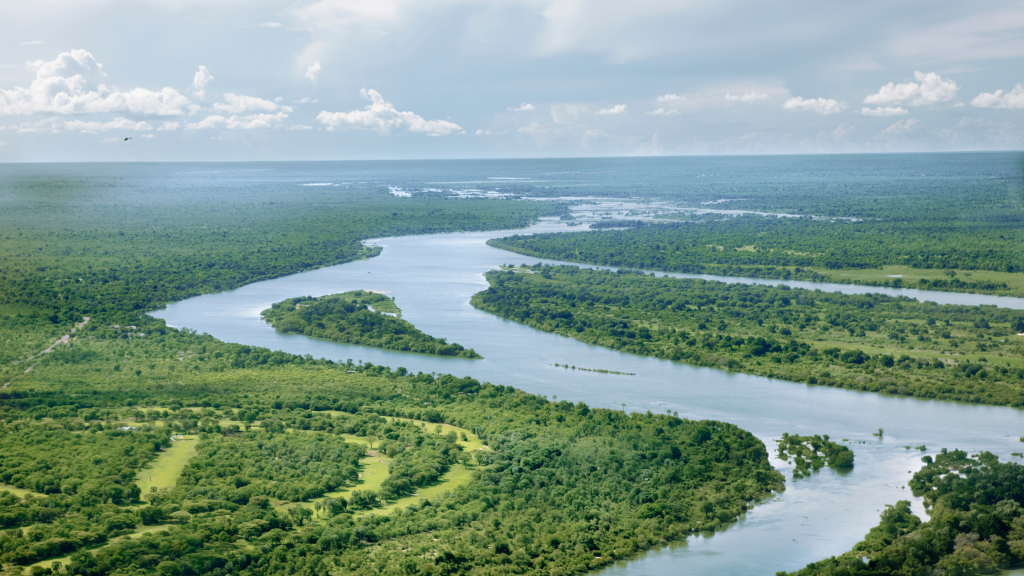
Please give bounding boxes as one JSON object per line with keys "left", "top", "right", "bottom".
{"left": 153, "top": 220, "right": 1024, "bottom": 575}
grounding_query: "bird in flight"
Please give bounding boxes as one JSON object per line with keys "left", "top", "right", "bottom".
{"left": 124, "top": 137, "right": 132, "bottom": 141}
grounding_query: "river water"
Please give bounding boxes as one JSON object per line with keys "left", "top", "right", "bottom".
{"left": 153, "top": 220, "right": 1024, "bottom": 576}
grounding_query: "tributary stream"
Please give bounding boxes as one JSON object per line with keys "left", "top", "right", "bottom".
{"left": 153, "top": 221, "right": 1024, "bottom": 575}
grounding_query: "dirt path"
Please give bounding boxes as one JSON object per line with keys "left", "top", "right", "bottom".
{"left": 2, "top": 316, "right": 90, "bottom": 389}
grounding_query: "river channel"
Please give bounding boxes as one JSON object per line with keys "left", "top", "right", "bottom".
{"left": 153, "top": 220, "right": 1024, "bottom": 576}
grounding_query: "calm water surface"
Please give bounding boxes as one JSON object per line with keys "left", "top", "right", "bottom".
{"left": 154, "top": 220, "right": 1024, "bottom": 576}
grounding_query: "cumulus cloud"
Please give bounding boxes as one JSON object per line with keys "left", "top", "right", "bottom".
{"left": 316, "top": 89, "right": 462, "bottom": 135}
{"left": 861, "top": 106, "right": 908, "bottom": 116}
{"left": 475, "top": 129, "right": 491, "bottom": 135}
{"left": 863, "top": 71, "right": 959, "bottom": 106}
{"left": 883, "top": 118, "right": 920, "bottom": 133}
{"left": 783, "top": 97, "right": 844, "bottom": 115}
{"left": 971, "top": 84, "right": 1024, "bottom": 109}
{"left": 293, "top": 97, "right": 319, "bottom": 104}
{"left": 191, "top": 66, "right": 213, "bottom": 99}
{"left": 597, "top": 104, "right": 627, "bottom": 115}
{"left": 507, "top": 103, "right": 535, "bottom": 112}
{"left": 213, "top": 93, "right": 292, "bottom": 114}
{"left": 657, "top": 94, "right": 685, "bottom": 104}
{"left": 186, "top": 112, "right": 291, "bottom": 130}
{"left": 305, "top": 62, "right": 322, "bottom": 85}
{"left": 725, "top": 91, "right": 769, "bottom": 102}
{"left": 648, "top": 108, "right": 680, "bottom": 116}
{"left": 0, "top": 49, "right": 190, "bottom": 116}
{"left": 159, "top": 121, "right": 180, "bottom": 131}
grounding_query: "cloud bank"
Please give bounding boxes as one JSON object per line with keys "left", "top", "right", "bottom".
{"left": 316, "top": 89, "right": 463, "bottom": 135}
{"left": 0, "top": 49, "right": 190, "bottom": 116}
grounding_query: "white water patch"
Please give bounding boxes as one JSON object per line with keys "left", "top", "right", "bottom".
{"left": 388, "top": 187, "right": 412, "bottom": 197}
{"left": 301, "top": 183, "right": 335, "bottom": 186}
{"left": 701, "top": 198, "right": 746, "bottom": 205}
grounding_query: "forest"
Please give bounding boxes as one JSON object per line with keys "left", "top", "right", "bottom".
{"left": 262, "top": 291, "right": 481, "bottom": 359}
{"left": 0, "top": 313, "right": 784, "bottom": 575}
{"left": 470, "top": 265, "right": 1024, "bottom": 407}
{"left": 783, "top": 450, "right": 1024, "bottom": 575}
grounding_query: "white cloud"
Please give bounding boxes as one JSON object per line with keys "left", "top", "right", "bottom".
{"left": 507, "top": 103, "right": 535, "bottom": 112}
{"left": 517, "top": 122, "right": 542, "bottom": 134}
{"left": 5, "top": 117, "right": 153, "bottom": 133}
{"left": 305, "top": 62, "right": 322, "bottom": 85}
{"left": 213, "top": 93, "right": 291, "bottom": 114}
{"left": 158, "top": 121, "right": 180, "bottom": 131}
{"left": 647, "top": 108, "right": 679, "bottom": 116}
{"left": 475, "top": 129, "right": 492, "bottom": 135}
{"left": 294, "top": 97, "right": 319, "bottom": 103}
{"left": 971, "top": 84, "right": 1024, "bottom": 109}
{"left": 19, "top": 41, "right": 43, "bottom": 46}
{"left": 316, "top": 89, "right": 463, "bottom": 135}
{"left": 186, "top": 112, "right": 291, "bottom": 130}
{"left": 597, "top": 104, "right": 626, "bottom": 115}
{"left": 725, "top": 91, "right": 769, "bottom": 102}
{"left": 863, "top": 71, "right": 959, "bottom": 106}
{"left": 551, "top": 103, "right": 588, "bottom": 123}
{"left": 783, "top": 97, "right": 844, "bottom": 115}
{"left": 832, "top": 123, "right": 853, "bottom": 139}
{"left": 191, "top": 66, "right": 213, "bottom": 99}
{"left": 861, "top": 106, "right": 908, "bottom": 116}
{"left": 0, "top": 49, "right": 190, "bottom": 116}
{"left": 657, "top": 94, "right": 685, "bottom": 104}
{"left": 262, "top": 22, "right": 283, "bottom": 28}
{"left": 883, "top": 118, "right": 920, "bottom": 133}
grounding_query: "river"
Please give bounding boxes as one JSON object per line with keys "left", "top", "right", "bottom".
{"left": 153, "top": 220, "right": 1024, "bottom": 576}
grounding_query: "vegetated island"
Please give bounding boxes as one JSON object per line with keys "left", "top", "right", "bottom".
{"left": 783, "top": 449, "right": 1024, "bottom": 575}
{"left": 261, "top": 290, "right": 482, "bottom": 359}
{"left": 776, "top": 433, "right": 854, "bottom": 479}
{"left": 471, "top": 265, "right": 1024, "bottom": 407}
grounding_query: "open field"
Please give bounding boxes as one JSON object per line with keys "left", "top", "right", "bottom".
{"left": 136, "top": 435, "right": 199, "bottom": 496}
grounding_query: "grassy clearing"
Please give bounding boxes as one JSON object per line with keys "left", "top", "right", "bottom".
{"left": 0, "top": 482, "right": 44, "bottom": 500}
{"left": 813, "top": 265, "right": 1024, "bottom": 295}
{"left": 136, "top": 435, "right": 198, "bottom": 496}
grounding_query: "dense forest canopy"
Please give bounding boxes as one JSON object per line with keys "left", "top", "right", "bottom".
{"left": 262, "top": 292, "right": 481, "bottom": 359}
{"left": 0, "top": 314, "right": 783, "bottom": 575}
{"left": 471, "top": 265, "right": 1024, "bottom": 406}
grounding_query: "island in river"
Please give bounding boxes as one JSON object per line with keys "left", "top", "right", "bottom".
{"left": 262, "top": 290, "right": 483, "bottom": 359}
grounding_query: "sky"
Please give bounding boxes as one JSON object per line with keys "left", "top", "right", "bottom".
{"left": 1, "top": 0, "right": 1023, "bottom": 161}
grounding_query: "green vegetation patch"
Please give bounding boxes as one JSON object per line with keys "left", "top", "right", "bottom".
{"left": 776, "top": 433, "right": 854, "bottom": 480}
{"left": 471, "top": 265, "right": 1024, "bottom": 406}
{"left": 490, "top": 200, "right": 1024, "bottom": 297}
{"left": 262, "top": 291, "right": 482, "bottom": 359}
{"left": 784, "top": 450, "right": 1024, "bottom": 575}
{"left": 0, "top": 319, "right": 783, "bottom": 574}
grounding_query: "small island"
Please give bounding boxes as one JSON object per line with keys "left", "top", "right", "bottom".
{"left": 777, "top": 433, "right": 854, "bottom": 479}
{"left": 261, "top": 291, "right": 482, "bottom": 359}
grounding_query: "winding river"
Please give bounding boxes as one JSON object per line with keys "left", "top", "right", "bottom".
{"left": 153, "top": 220, "right": 1024, "bottom": 576}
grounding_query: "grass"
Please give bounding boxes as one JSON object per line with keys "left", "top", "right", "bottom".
{"left": 812, "top": 265, "right": 1024, "bottom": 294}
{"left": 0, "top": 482, "right": 45, "bottom": 500}
{"left": 136, "top": 434, "right": 199, "bottom": 496}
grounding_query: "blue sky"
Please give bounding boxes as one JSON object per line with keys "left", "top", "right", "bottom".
{"left": 1, "top": 0, "right": 1023, "bottom": 161}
